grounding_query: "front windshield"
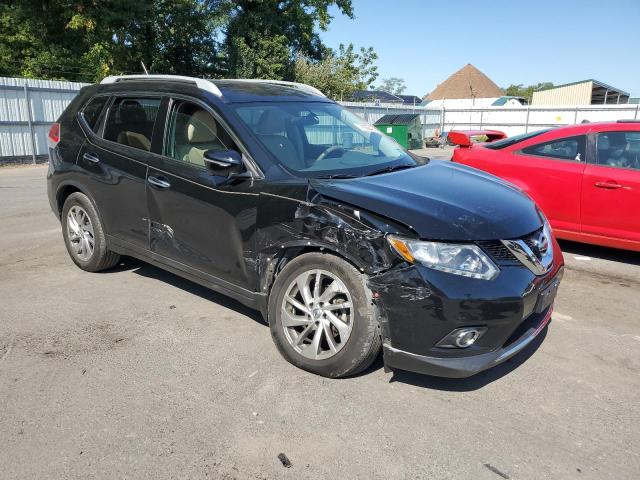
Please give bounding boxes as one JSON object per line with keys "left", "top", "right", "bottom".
{"left": 233, "top": 102, "right": 420, "bottom": 177}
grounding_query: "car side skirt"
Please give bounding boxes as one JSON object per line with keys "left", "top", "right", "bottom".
{"left": 108, "top": 235, "right": 268, "bottom": 317}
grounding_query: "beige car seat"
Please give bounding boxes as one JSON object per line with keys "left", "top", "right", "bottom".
{"left": 183, "top": 110, "right": 224, "bottom": 166}
{"left": 115, "top": 101, "right": 152, "bottom": 151}
{"left": 256, "top": 109, "right": 304, "bottom": 169}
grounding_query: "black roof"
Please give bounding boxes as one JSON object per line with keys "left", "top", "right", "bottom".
{"left": 213, "top": 80, "right": 329, "bottom": 103}
{"left": 374, "top": 114, "right": 421, "bottom": 125}
{"left": 397, "top": 95, "right": 423, "bottom": 105}
{"left": 350, "top": 90, "right": 404, "bottom": 103}
{"left": 97, "top": 76, "right": 331, "bottom": 103}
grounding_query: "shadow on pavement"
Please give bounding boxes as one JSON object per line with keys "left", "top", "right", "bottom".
{"left": 104, "top": 256, "right": 266, "bottom": 326}
{"left": 103, "top": 256, "right": 550, "bottom": 390}
{"left": 559, "top": 240, "right": 640, "bottom": 266}
{"left": 388, "top": 326, "right": 548, "bottom": 392}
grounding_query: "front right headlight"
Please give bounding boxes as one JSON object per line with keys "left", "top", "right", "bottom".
{"left": 387, "top": 235, "right": 499, "bottom": 280}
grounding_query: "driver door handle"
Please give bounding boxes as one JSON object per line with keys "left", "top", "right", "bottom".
{"left": 148, "top": 176, "right": 171, "bottom": 189}
{"left": 594, "top": 181, "right": 623, "bottom": 189}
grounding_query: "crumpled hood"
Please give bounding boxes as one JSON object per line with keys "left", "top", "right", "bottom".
{"left": 310, "top": 160, "right": 543, "bottom": 241}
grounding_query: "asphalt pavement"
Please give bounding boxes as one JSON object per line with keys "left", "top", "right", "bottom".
{"left": 1, "top": 165, "right": 638, "bottom": 479}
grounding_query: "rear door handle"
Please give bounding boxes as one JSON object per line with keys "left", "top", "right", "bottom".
{"left": 148, "top": 175, "right": 171, "bottom": 189}
{"left": 594, "top": 181, "right": 623, "bottom": 189}
{"left": 83, "top": 152, "right": 100, "bottom": 164}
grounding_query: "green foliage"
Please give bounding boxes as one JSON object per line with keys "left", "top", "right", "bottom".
{"left": 219, "top": 0, "right": 355, "bottom": 79}
{"left": 504, "top": 82, "right": 555, "bottom": 102}
{"left": 0, "top": 0, "right": 377, "bottom": 98}
{"left": 293, "top": 43, "right": 378, "bottom": 99}
{"left": 0, "top": 0, "right": 221, "bottom": 82}
{"left": 378, "top": 77, "right": 406, "bottom": 95}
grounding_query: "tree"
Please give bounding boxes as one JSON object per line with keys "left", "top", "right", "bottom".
{"left": 216, "top": 0, "right": 354, "bottom": 79}
{"left": 293, "top": 43, "right": 378, "bottom": 99}
{"left": 504, "top": 82, "right": 554, "bottom": 103}
{"left": 378, "top": 77, "right": 406, "bottom": 95}
{"left": 0, "top": 0, "right": 377, "bottom": 89}
{"left": 0, "top": 1, "right": 221, "bottom": 82}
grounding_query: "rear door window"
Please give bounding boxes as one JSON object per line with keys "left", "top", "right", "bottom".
{"left": 103, "top": 97, "right": 161, "bottom": 152}
{"left": 521, "top": 135, "right": 586, "bottom": 162}
{"left": 81, "top": 96, "right": 109, "bottom": 132}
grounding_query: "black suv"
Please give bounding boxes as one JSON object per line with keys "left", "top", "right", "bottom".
{"left": 47, "top": 75, "right": 564, "bottom": 379}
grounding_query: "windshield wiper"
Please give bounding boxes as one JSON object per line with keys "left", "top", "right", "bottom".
{"left": 363, "top": 163, "right": 416, "bottom": 177}
{"left": 315, "top": 173, "right": 357, "bottom": 179}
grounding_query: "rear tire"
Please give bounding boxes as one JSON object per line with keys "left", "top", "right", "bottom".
{"left": 268, "top": 252, "right": 381, "bottom": 378}
{"left": 61, "top": 192, "right": 120, "bottom": 272}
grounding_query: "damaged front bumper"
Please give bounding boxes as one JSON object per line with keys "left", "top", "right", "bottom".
{"left": 369, "top": 255, "right": 563, "bottom": 378}
{"left": 382, "top": 306, "right": 553, "bottom": 378}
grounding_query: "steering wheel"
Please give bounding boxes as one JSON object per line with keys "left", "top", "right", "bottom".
{"left": 315, "top": 145, "right": 345, "bottom": 163}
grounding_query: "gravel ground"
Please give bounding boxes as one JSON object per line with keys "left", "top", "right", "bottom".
{"left": 0, "top": 165, "right": 638, "bottom": 480}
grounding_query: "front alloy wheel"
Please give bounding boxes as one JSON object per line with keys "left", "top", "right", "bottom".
{"left": 281, "top": 269, "right": 354, "bottom": 360}
{"left": 269, "top": 252, "right": 381, "bottom": 378}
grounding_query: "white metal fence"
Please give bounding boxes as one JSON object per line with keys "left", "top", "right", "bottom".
{"left": 0, "top": 77, "right": 88, "bottom": 163}
{"left": 1, "top": 76, "right": 639, "bottom": 163}
{"left": 341, "top": 102, "right": 640, "bottom": 138}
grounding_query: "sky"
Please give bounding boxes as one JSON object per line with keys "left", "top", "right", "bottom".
{"left": 321, "top": 0, "right": 640, "bottom": 98}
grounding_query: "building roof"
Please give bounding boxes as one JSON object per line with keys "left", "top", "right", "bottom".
{"left": 374, "top": 114, "right": 421, "bottom": 125}
{"left": 538, "top": 79, "right": 630, "bottom": 96}
{"left": 491, "top": 96, "right": 527, "bottom": 106}
{"left": 350, "top": 90, "right": 404, "bottom": 103}
{"left": 426, "top": 64, "right": 503, "bottom": 100}
{"left": 397, "top": 94, "right": 423, "bottom": 105}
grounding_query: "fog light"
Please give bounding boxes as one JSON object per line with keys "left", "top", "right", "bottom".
{"left": 436, "top": 327, "right": 487, "bottom": 349}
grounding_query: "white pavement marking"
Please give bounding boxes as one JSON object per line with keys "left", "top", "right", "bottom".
{"left": 573, "top": 256, "right": 592, "bottom": 261}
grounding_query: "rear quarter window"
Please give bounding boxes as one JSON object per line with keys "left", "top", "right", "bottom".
{"left": 521, "top": 135, "right": 586, "bottom": 162}
{"left": 81, "top": 96, "right": 109, "bottom": 132}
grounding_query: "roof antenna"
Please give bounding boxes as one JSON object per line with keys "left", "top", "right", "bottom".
{"left": 141, "top": 61, "right": 149, "bottom": 75}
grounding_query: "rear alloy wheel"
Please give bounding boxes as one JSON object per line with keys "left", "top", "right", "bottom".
{"left": 269, "top": 252, "right": 381, "bottom": 378}
{"left": 61, "top": 192, "right": 120, "bottom": 272}
{"left": 66, "top": 205, "right": 95, "bottom": 261}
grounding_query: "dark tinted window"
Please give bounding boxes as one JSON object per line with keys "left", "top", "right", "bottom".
{"left": 484, "top": 129, "right": 551, "bottom": 150}
{"left": 522, "top": 135, "right": 586, "bottom": 161}
{"left": 81, "top": 96, "right": 108, "bottom": 132}
{"left": 165, "top": 101, "right": 236, "bottom": 167}
{"left": 596, "top": 131, "right": 640, "bottom": 170}
{"left": 104, "top": 97, "right": 161, "bottom": 151}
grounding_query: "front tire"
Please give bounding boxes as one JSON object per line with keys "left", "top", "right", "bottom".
{"left": 61, "top": 192, "right": 120, "bottom": 272}
{"left": 268, "top": 252, "right": 381, "bottom": 378}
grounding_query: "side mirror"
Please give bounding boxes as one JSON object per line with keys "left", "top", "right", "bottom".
{"left": 203, "top": 149, "right": 244, "bottom": 177}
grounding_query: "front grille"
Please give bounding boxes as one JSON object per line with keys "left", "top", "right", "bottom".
{"left": 476, "top": 240, "right": 518, "bottom": 264}
{"left": 477, "top": 227, "right": 544, "bottom": 266}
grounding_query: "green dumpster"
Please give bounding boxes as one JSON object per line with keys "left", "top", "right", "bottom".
{"left": 374, "top": 113, "right": 423, "bottom": 149}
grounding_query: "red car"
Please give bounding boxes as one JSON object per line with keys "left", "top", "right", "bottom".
{"left": 450, "top": 121, "right": 640, "bottom": 252}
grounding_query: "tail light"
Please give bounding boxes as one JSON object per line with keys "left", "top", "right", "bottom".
{"left": 48, "top": 123, "right": 60, "bottom": 146}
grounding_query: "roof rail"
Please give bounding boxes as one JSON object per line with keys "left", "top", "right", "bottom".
{"left": 617, "top": 119, "right": 640, "bottom": 123}
{"left": 100, "top": 75, "right": 222, "bottom": 97}
{"left": 221, "top": 79, "right": 325, "bottom": 97}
